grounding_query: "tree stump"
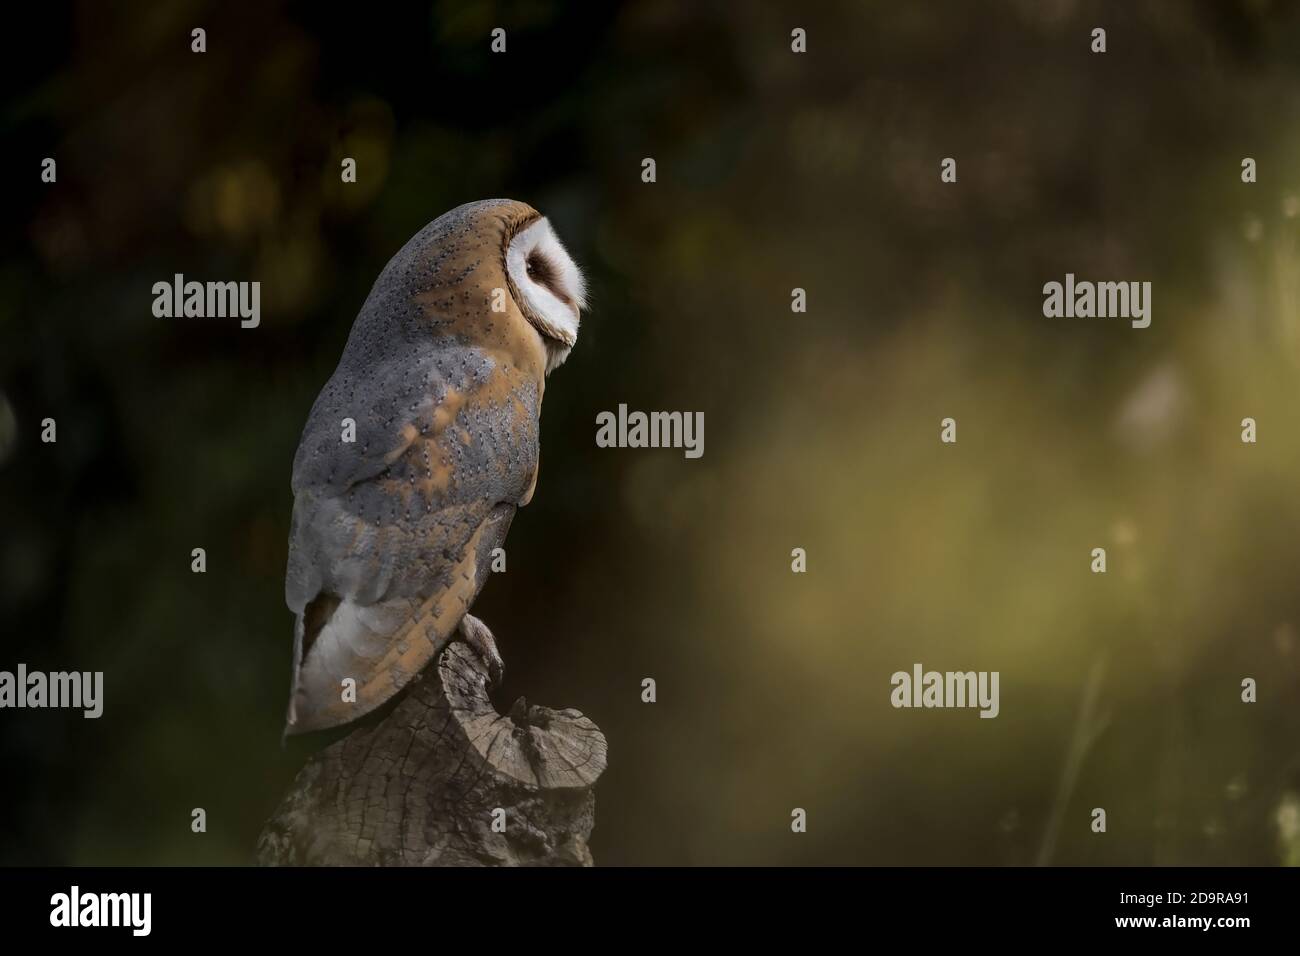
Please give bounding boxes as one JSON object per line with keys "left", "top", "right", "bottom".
{"left": 257, "top": 642, "right": 607, "bottom": 866}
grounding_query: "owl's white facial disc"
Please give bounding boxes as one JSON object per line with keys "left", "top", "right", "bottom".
{"left": 506, "top": 217, "right": 586, "bottom": 371}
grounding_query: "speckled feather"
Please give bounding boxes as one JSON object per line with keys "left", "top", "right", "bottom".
{"left": 284, "top": 199, "right": 554, "bottom": 734}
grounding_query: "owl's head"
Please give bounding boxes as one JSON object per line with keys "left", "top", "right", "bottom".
{"left": 375, "top": 199, "right": 588, "bottom": 378}
{"left": 503, "top": 212, "right": 587, "bottom": 374}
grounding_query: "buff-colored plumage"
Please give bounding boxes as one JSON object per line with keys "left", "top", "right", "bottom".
{"left": 283, "top": 199, "right": 583, "bottom": 734}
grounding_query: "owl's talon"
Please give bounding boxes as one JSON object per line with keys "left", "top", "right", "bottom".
{"left": 459, "top": 613, "right": 504, "bottom": 687}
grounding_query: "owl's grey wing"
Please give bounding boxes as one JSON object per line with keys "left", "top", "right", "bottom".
{"left": 284, "top": 345, "right": 539, "bottom": 735}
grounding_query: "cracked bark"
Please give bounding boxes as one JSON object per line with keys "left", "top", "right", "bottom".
{"left": 256, "top": 641, "right": 607, "bottom": 866}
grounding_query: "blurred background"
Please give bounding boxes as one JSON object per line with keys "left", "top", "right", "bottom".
{"left": 3, "top": 0, "right": 1300, "bottom": 866}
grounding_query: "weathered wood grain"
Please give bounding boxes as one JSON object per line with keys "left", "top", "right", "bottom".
{"left": 257, "top": 641, "right": 606, "bottom": 866}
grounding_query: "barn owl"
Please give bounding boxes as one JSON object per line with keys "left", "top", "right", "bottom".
{"left": 283, "top": 199, "right": 586, "bottom": 735}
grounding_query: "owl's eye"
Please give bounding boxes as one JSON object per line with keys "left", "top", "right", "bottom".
{"left": 525, "top": 251, "right": 554, "bottom": 284}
